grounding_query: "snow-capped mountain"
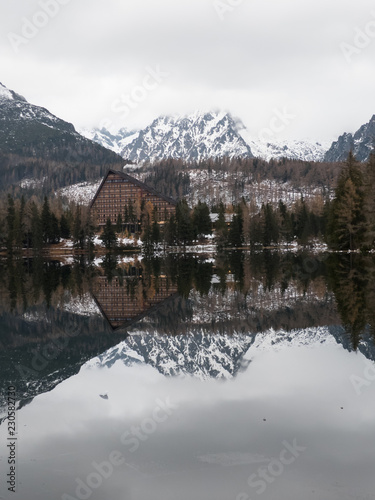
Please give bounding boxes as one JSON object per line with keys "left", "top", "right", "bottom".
{"left": 79, "top": 126, "right": 138, "bottom": 156}
{"left": 324, "top": 115, "right": 375, "bottom": 162}
{"left": 84, "top": 111, "right": 330, "bottom": 163}
{"left": 247, "top": 138, "right": 329, "bottom": 162}
{"left": 120, "top": 111, "right": 254, "bottom": 162}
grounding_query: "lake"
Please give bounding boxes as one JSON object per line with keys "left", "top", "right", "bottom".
{"left": 0, "top": 251, "right": 374, "bottom": 500}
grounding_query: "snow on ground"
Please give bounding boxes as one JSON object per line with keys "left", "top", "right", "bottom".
{"left": 19, "top": 177, "right": 47, "bottom": 189}
{"left": 60, "top": 238, "right": 74, "bottom": 248}
{"left": 92, "top": 235, "right": 141, "bottom": 248}
{"left": 58, "top": 180, "right": 101, "bottom": 204}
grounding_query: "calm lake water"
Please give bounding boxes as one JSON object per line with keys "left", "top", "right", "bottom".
{"left": 0, "top": 251, "right": 375, "bottom": 500}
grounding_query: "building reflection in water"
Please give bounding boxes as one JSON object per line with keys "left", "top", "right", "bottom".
{"left": 92, "top": 261, "right": 179, "bottom": 331}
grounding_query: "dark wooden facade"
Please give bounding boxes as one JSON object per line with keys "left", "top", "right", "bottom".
{"left": 90, "top": 169, "right": 177, "bottom": 227}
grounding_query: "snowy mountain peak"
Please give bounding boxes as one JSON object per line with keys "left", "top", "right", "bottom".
{"left": 85, "top": 110, "right": 329, "bottom": 163}
{"left": 119, "top": 110, "right": 254, "bottom": 163}
{"left": 79, "top": 126, "right": 138, "bottom": 155}
{"left": 249, "top": 137, "right": 330, "bottom": 162}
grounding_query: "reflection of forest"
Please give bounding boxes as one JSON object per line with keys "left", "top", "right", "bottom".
{"left": 2, "top": 252, "right": 375, "bottom": 344}
{"left": 326, "top": 253, "right": 375, "bottom": 349}
{"left": 1, "top": 252, "right": 375, "bottom": 421}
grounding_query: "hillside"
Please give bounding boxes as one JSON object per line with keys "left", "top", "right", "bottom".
{"left": 324, "top": 115, "right": 375, "bottom": 162}
{"left": 0, "top": 82, "right": 125, "bottom": 193}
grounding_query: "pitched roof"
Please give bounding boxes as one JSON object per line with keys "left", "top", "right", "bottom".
{"left": 90, "top": 168, "right": 178, "bottom": 208}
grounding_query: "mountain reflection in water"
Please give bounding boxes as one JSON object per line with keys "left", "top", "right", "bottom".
{"left": 1, "top": 251, "right": 375, "bottom": 500}
{"left": 0, "top": 251, "right": 375, "bottom": 412}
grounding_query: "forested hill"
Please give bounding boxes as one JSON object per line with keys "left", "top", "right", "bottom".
{"left": 0, "top": 82, "right": 125, "bottom": 194}
{"left": 138, "top": 156, "right": 343, "bottom": 205}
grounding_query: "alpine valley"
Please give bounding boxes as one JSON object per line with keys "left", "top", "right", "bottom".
{"left": 1, "top": 80, "right": 375, "bottom": 204}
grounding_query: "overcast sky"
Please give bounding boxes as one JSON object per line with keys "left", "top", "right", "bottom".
{"left": 2, "top": 0, "right": 375, "bottom": 141}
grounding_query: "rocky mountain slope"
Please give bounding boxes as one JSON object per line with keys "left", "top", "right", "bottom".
{"left": 121, "top": 112, "right": 254, "bottom": 162}
{"left": 324, "top": 115, "right": 375, "bottom": 162}
{"left": 83, "top": 111, "right": 375, "bottom": 164}
{"left": 248, "top": 138, "right": 328, "bottom": 162}
{"left": 83, "top": 111, "right": 329, "bottom": 163}
{"left": 0, "top": 82, "right": 124, "bottom": 191}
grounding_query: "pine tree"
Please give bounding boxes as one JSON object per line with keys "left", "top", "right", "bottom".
{"left": 6, "top": 195, "right": 16, "bottom": 255}
{"left": 192, "top": 201, "right": 211, "bottom": 238}
{"left": 327, "top": 152, "right": 365, "bottom": 250}
{"left": 294, "top": 199, "right": 311, "bottom": 245}
{"left": 215, "top": 202, "right": 228, "bottom": 248}
{"left": 60, "top": 214, "right": 71, "bottom": 239}
{"left": 228, "top": 204, "right": 243, "bottom": 247}
{"left": 41, "top": 197, "right": 53, "bottom": 244}
{"left": 72, "top": 205, "right": 82, "bottom": 249}
{"left": 278, "top": 200, "right": 293, "bottom": 244}
{"left": 14, "top": 196, "right": 25, "bottom": 252}
{"left": 363, "top": 151, "right": 375, "bottom": 248}
{"left": 165, "top": 214, "right": 177, "bottom": 246}
{"left": 123, "top": 204, "right": 129, "bottom": 224}
{"left": 116, "top": 213, "right": 123, "bottom": 233}
{"left": 263, "top": 203, "right": 279, "bottom": 247}
{"left": 128, "top": 201, "right": 135, "bottom": 223}
{"left": 335, "top": 178, "right": 363, "bottom": 250}
{"left": 100, "top": 218, "right": 117, "bottom": 250}
{"left": 176, "top": 200, "right": 193, "bottom": 244}
{"left": 50, "top": 213, "right": 60, "bottom": 243}
{"left": 30, "top": 202, "right": 43, "bottom": 252}
{"left": 84, "top": 210, "right": 96, "bottom": 258}
{"left": 152, "top": 220, "right": 160, "bottom": 243}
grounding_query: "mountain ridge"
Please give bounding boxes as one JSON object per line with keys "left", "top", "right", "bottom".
{"left": 324, "top": 115, "right": 375, "bottom": 162}
{"left": 82, "top": 110, "right": 375, "bottom": 164}
{"left": 84, "top": 326, "right": 375, "bottom": 380}
{"left": 82, "top": 111, "right": 331, "bottom": 163}
{"left": 0, "top": 81, "right": 125, "bottom": 191}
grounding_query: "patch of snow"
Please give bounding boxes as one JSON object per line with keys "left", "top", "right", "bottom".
{"left": 19, "top": 177, "right": 47, "bottom": 189}
{"left": 58, "top": 181, "right": 101, "bottom": 205}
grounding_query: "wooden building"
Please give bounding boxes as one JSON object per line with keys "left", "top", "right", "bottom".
{"left": 90, "top": 169, "right": 177, "bottom": 228}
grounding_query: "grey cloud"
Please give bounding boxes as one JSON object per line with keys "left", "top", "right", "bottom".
{"left": 1, "top": 0, "right": 375, "bottom": 140}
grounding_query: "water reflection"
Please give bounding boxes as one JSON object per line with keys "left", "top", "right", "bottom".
{"left": 1, "top": 252, "right": 375, "bottom": 499}
{"left": 93, "top": 257, "right": 178, "bottom": 330}
{"left": 1, "top": 252, "right": 375, "bottom": 417}
{"left": 326, "top": 253, "right": 375, "bottom": 348}
{"left": 2, "top": 252, "right": 375, "bottom": 345}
